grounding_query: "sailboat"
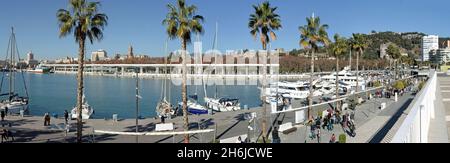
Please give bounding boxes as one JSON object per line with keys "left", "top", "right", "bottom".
{"left": 204, "top": 22, "right": 241, "bottom": 112}
{"left": 0, "top": 28, "right": 29, "bottom": 114}
{"left": 156, "top": 39, "right": 175, "bottom": 118}
{"left": 180, "top": 34, "right": 208, "bottom": 115}
{"left": 70, "top": 94, "right": 94, "bottom": 119}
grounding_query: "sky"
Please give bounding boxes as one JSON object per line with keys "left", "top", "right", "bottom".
{"left": 0, "top": 0, "right": 450, "bottom": 60}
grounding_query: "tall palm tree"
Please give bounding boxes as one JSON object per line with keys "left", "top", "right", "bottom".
{"left": 330, "top": 34, "right": 348, "bottom": 111}
{"left": 299, "top": 14, "right": 329, "bottom": 119}
{"left": 249, "top": 1, "right": 281, "bottom": 143}
{"left": 163, "top": 0, "right": 204, "bottom": 143}
{"left": 57, "top": 0, "right": 108, "bottom": 143}
{"left": 350, "top": 33, "right": 368, "bottom": 93}
{"left": 386, "top": 44, "right": 401, "bottom": 80}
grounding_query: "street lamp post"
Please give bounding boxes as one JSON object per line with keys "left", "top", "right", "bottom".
{"left": 135, "top": 70, "right": 140, "bottom": 143}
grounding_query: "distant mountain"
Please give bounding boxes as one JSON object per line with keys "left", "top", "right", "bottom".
{"left": 364, "top": 31, "right": 425, "bottom": 59}
{"left": 288, "top": 31, "right": 425, "bottom": 60}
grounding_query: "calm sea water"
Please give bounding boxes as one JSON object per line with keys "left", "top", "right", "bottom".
{"left": 1, "top": 73, "right": 261, "bottom": 119}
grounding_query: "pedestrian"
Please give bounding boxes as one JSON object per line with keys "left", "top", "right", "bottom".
{"left": 317, "top": 128, "right": 321, "bottom": 143}
{"left": 64, "top": 110, "right": 69, "bottom": 124}
{"left": 272, "top": 126, "right": 281, "bottom": 143}
{"left": 330, "top": 134, "right": 336, "bottom": 143}
{"left": 43, "top": 113, "right": 47, "bottom": 126}
{"left": 1, "top": 129, "right": 7, "bottom": 143}
{"left": 44, "top": 113, "right": 50, "bottom": 126}
{"left": 48, "top": 113, "right": 51, "bottom": 126}
{"left": 4, "top": 107, "right": 8, "bottom": 116}
{"left": 161, "top": 115, "right": 166, "bottom": 124}
{"left": 0, "top": 110, "right": 5, "bottom": 121}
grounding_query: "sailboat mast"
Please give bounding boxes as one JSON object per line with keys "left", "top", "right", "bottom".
{"left": 9, "top": 27, "right": 15, "bottom": 100}
{"left": 214, "top": 22, "right": 218, "bottom": 99}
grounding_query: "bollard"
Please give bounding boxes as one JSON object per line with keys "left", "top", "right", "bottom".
{"left": 395, "top": 92, "right": 398, "bottom": 102}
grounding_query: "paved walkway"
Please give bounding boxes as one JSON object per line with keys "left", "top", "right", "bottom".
{"left": 433, "top": 74, "right": 450, "bottom": 142}
{"left": 275, "top": 91, "right": 415, "bottom": 143}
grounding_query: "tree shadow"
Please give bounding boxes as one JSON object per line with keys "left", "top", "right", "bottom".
{"left": 123, "top": 123, "right": 156, "bottom": 132}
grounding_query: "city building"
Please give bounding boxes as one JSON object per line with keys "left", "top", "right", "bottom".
{"left": 91, "top": 49, "right": 108, "bottom": 62}
{"left": 442, "top": 40, "right": 450, "bottom": 48}
{"left": 432, "top": 48, "right": 450, "bottom": 65}
{"left": 127, "top": 45, "right": 134, "bottom": 58}
{"left": 380, "top": 43, "right": 389, "bottom": 59}
{"left": 25, "top": 51, "right": 39, "bottom": 68}
{"left": 422, "top": 35, "right": 439, "bottom": 61}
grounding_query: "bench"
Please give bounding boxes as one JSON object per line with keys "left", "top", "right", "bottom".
{"left": 278, "top": 122, "right": 297, "bottom": 134}
{"left": 155, "top": 123, "right": 174, "bottom": 132}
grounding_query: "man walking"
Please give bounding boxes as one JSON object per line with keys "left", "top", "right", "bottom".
{"left": 64, "top": 110, "right": 69, "bottom": 124}
{"left": 1, "top": 110, "right": 5, "bottom": 121}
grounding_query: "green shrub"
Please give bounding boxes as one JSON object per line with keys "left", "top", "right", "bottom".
{"left": 339, "top": 134, "right": 346, "bottom": 143}
{"left": 393, "top": 80, "right": 405, "bottom": 90}
{"left": 373, "top": 81, "right": 382, "bottom": 87}
{"left": 418, "top": 81, "right": 426, "bottom": 90}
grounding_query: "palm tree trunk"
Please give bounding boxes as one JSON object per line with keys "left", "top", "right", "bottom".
{"left": 309, "top": 50, "right": 314, "bottom": 119}
{"left": 395, "top": 60, "right": 397, "bottom": 80}
{"left": 76, "top": 37, "right": 85, "bottom": 143}
{"left": 181, "top": 40, "right": 189, "bottom": 143}
{"left": 261, "top": 43, "right": 268, "bottom": 143}
{"left": 336, "top": 57, "right": 339, "bottom": 111}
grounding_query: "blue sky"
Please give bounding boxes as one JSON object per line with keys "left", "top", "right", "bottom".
{"left": 0, "top": 0, "right": 449, "bottom": 60}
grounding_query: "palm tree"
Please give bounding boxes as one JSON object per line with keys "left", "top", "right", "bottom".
{"left": 249, "top": 1, "right": 281, "bottom": 143}
{"left": 57, "top": 0, "right": 108, "bottom": 143}
{"left": 350, "top": 33, "right": 368, "bottom": 93}
{"left": 163, "top": 0, "right": 204, "bottom": 143}
{"left": 299, "top": 14, "right": 329, "bottom": 119}
{"left": 330, "top": 34, "right": 348, "bottom": 111}
{"left": 386, "top": 44, "right": 401, "bottom": 80}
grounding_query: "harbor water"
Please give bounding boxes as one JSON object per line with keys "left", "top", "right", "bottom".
{"left": 1, "top": 73, "right": 262, "bottom": 119}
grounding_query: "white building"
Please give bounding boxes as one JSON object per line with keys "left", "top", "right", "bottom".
{"left": 432, "top": 48, "right": 450, "bottom": 64}
{"left": 25, "top": 51, "right": 39, "bottom": 68}
{"left": 91, "top": 49, "right": 108, "bottom": 62}
{"left": 422, "top": 35, "right": 439, "bottom": 61}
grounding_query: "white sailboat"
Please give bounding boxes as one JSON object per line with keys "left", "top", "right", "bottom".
{"left": 0, "top": 28, "right": 29, "bottom": 114}
{"left": 203, "top": 22, "right": 241, "bottom": 112}
{"left": 156, "top": 38, "right": 175, "bottom": 117}
{"left": 71, "top": 94, "right": 94, "bottom": 120}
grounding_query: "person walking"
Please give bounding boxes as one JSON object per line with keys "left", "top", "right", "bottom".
{"left": 161, "top": 115, "right": 166, "bottom": 124}
{"left": 1, "top": 110, "right": 5, "bottom": 121}
{"left": 64, "top": 110, "right": 69, "bottom": 124}
{"left": 272, "top": 126, "right": 281, "bottom": 143}
{"left": 4, "top": 107, "right": 8, "bottom": 116}
{"left": 43, "top": 113, "right": 47, "bottom": 126}
{"left": 317, "top": 128, "right": 321, "bottom": 143}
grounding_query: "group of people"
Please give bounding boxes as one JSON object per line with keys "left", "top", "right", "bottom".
{"left": 307, "top": 108, "right": 356, "bottom": 143}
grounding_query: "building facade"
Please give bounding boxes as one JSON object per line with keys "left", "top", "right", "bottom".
{"left": 432, "top": 48, "right": 450, "bottom": 64}
{"left": 25, "top": 51, "right": 39, "bottom": 68}
{"left": 91, "top": 49, "right": 108, "bottom": 62}
{"left": 422, "top": 35, "right": 439, "bottom": 61}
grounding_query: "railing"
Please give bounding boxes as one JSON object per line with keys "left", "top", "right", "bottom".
{"left": 390, "top": 70, "right": 436, "bottom": 143}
